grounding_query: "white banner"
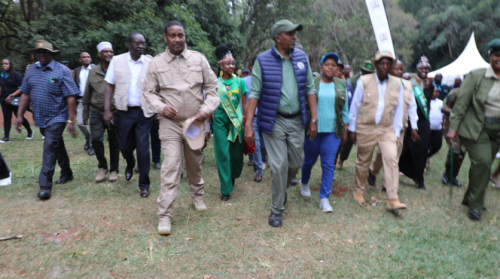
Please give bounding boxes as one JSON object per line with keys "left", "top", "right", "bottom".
{"left": 365, "top": 0, "right": 395, "bottom": 57}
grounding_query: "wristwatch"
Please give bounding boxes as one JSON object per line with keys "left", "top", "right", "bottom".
{"left": 310, "top": 119, "right": 318, "bottom": 123}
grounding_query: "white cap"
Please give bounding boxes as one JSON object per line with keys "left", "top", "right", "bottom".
{"left": 97, "top": 42, "right": 113, "bottom": 53}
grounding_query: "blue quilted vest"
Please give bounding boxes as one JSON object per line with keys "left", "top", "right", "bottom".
{"left": 257, "top": 47, "right": 309, "bottom": 134}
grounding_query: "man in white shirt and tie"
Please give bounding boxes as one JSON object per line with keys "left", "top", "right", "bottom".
{"left": 349, "top": 50, "right": 407, "bottom": 211}
{"left": 73, "top": 52, "right": 95, "bottom": 155}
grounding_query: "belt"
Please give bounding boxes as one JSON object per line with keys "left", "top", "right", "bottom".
{"left": 277, "top": 111, "right": 301, "bottom": 119}
{"left": 484, "top": 117, "right": 500, "bottom": 124}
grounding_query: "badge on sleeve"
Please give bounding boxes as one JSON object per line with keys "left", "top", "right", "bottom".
{"left": 297, "top": 62, "right": 305, "bottom": 70}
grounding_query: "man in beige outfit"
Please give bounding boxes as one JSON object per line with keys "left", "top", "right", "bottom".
{"left": 349, "top": 51, "right": 407, "bottom": 210}
{"left": 143, "top": 21, "right": 219, "bottom": 235}
{"left": 368, "top": 60, "right": 419, "bottom": 188}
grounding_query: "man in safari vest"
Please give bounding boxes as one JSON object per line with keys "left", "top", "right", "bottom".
{"left": 348, "top": 50, "right": 407, "bottom": 210}
{"left": 103, "top": 32, "right": 155, "bottom": 198}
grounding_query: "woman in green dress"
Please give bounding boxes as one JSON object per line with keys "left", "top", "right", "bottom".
{"left": 213, "top": 45, "right": 248, "bottom": 201}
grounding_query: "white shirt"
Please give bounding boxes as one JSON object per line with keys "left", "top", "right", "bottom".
{"left": 104, "top": 52, "right": 144, "bottom": 107}
{"left": 429, "top": 99, "right": 444, "bottom": 130}
{"left": 78, "top": 65, "right": 92, "bottom": 96}
{"left": 348, "top": 75, "right": 404, "bottom": 138}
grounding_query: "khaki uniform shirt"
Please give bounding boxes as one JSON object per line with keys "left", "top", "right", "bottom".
{"left": 143, "top": 48, "right": 219, "bottom": 120}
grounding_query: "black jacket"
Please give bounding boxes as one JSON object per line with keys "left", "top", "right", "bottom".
{"left": 0, "top": 71, "right": 23, "bottom": 102}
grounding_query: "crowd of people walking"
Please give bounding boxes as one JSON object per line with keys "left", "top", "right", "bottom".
{"left": 1, "top": 19, "right": 500, "bottom": 234}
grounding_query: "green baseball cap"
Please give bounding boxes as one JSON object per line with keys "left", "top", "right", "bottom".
{"left": 360, "top": 60, "right": 375, "bottom": 73}
{"left": 61, "top": 60, "right": 69, "bottom": 64}
{"left": 488, "top": 38, "right": 500, "bottom": 54}
{"left": 271, "top": 19, "right": 303, "bottom": 38}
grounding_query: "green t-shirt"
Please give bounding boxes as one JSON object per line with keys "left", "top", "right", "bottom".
{"left": 218, "top": 75, "right": 247, "bottom": 110}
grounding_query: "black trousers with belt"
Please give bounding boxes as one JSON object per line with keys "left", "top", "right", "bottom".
{"left": 90, "top": 110, "right": 120, "bottom": 172}
{"left": 115, "top": 107, "right": 153, "bottom": 190}
{"left": 39, "top": 122, "right": 72, "bottom": 187}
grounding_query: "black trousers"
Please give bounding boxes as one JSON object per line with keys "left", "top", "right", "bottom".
{"left": 151, "top": 119, "right": 161, "bottom": 164}
{"left": 90, "top": 110, "right": 120, "bottom": 172}
{"left": 1, "top": 101, "right": 31, "bottom": 138}
{"left": 0, "top": 151, "right": 10, "bottom": 179}
{"left": 428, "top": 129, "right": 443, "bottom": 158}
{"left": 39, "top": 122, "right": 72, "bottom": 187}
{"left": 115, "top": 108, "right": 153, "bottom": 190}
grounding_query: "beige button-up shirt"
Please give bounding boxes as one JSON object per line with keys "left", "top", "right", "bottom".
{"left": 143, "top": 47, "right": 219, "bottom": 120}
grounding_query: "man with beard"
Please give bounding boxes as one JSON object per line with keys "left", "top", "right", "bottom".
{"left": 349, "top": 51, "right": 406, "bottom": 210}
{"left": 143, "top": 21, "right": 219, "bottom": 235}
{"left": 367, "top": 60, "right": 419, "bottom": 188}
{"left": 83, "top": 42, "right": 119, "bottom": 183}
{"left": 104, "top": 32, "right": 155, "bottom": 198}
{"left": 244, "top": 19, "right": 318, "bottom": 227}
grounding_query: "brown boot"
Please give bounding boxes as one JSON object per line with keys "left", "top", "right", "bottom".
{"left": 353, "top": 192, "right": 366, "bottom": 205}
{"left": 95, "top": 168, "right": 108, "bottom": 183}
{"left": 387, "top": 199, "right": 407, "bottom": 210}
{"left": 336, "top": 158, "right": 343, "bottom": 170}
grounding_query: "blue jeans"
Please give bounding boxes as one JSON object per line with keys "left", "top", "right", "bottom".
{"left": 252, "top": 117, "right": 263, "bottom": 175}
{"left": 301, "top": 132, "right": 341, "bottom": 199}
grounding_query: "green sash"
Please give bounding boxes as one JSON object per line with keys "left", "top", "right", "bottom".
{"left": 410, "top": 79, "right": 429, "bottom": 121}
{"left": 217, "top": 77, "right": 243, "bottom": 142}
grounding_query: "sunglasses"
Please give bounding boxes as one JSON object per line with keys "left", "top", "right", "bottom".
{"left": 35, "top": 49, "right": 51, "bottom": 54}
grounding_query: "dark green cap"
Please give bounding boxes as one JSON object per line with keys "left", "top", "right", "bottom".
{"left": 61, "top": 60, "right": 69, "bottom": 64}
{"left": 271, "top": 19, "right": 303, "bottom": 38}
{"left": 360, "top": 60, "right": 375, "bottom": 73}
{"left": 488, "top": 38, "right": 500, "bottom": 54}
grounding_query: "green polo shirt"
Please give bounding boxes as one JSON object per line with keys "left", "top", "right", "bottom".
{"left": 249, "top": 46, "right": 316, "bottom": 115}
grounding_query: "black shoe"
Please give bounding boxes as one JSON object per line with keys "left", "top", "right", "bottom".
{"left": 56, "top": 175, "right": 73, "bottom": 184}
{"left": 154, "top": 163, "right": 161, "bottom": 169}
{"left": 88, "top": 148, "right": 95, "bottom": 156}
{"left": 452, "top": 177, "right": 462, "bottom": 187}
{"left": 221, "top": 194, "right": 230, "bottom": 201}
{"left": 290, "top": 177, "right": 298, "bottom": 186}
{"left": 468, "top": 209, "right": 481, "bottom": 221}
{"left": 84, "top": 141, "right": 90, "bottom": 151}
{"left": 0, "top": 137, "right": 10, "bottom": 143}
{"left": 38, "top": 187, "right": 51, "bottom": 200}
{"left": 417, "top": 183, "right": 426, "bottom": 190}
{"left": 268, "top": 213, "right": 282, "bottom": 227}
{"left": 461, "top": 201, "right": 486, "bottom": 211}
{"left": 140, "top": 189, "right": 150, "bottom": 198}
{"left": 247, "top": 159, "right": 254, "bottom": 166}
{"left": 125, "top": 165, "right": 134, "bottom": 181}
{"left": 367, "top": 172, "right": 376, "bottom": 186}
{"left": 442, "top": 173, "right": 450, "bottom": 185}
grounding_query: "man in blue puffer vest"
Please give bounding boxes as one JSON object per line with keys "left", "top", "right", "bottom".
{"left": 244, "top": 19, "right": 318, "bottom": 228}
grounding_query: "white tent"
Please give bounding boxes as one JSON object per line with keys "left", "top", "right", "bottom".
{"left": 428, "top": 32, "right": 489, "bottom": 82}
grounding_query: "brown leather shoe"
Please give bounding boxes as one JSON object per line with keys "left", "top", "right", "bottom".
{"left": 387, "top": 199, "right": 407, "bottom": 210}
{"left": 140, "top": 189, "right": 150, "bottom": 198}
{"left": 254, "top": 174, "right": 262, "bottom": 182}
{"left": 353, "top": 192, "right": 366, "bottom": 205}
{"left": 95, "top": 168, "right": 108, "bottom": 183}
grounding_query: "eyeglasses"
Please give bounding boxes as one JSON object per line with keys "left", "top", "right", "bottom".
{"left": 36, "top": 49, "right": 50, "bottom": 54}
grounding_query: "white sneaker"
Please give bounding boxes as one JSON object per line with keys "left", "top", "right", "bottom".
{"left": 319, "top": 198, "right": 333, "bottom": 213}
{"left": 0, "top": 172, "right": 11, "bottom": 186}
{"left": 300, "top": 181, "right": 311, "bottom": 197}
{"left": 194, "top": 200, "right": 207, "bottom": 212}
{"left": 26, "top": 130, "right": 35, "bottom": 140}
{"left": 158, "top": 219, "right": 171, "bottom": 235}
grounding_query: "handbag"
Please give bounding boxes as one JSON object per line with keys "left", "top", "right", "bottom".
{"left": 10, "top": 96, "right": 20, "bottom": 106}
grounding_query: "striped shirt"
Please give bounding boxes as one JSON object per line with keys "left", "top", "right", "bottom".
{"left": 21, "top": 60, "right": 79, "bottom": 128}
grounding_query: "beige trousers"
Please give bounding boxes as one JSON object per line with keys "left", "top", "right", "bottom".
{"left": 370, "top": 128, "right": 406, "bottom": 177}
{"left": 355, "top": 124, "right": 399, "bottom": 200}
{"left": 157, "top": 118, "right": 204, "bottom": 221}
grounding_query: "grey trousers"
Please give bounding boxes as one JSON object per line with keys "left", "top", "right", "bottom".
{"left": 262, "top": 114, "right": 304, "bottom": 214}
{"left": 76, "top": 98, "right": 91, "bottom": 143}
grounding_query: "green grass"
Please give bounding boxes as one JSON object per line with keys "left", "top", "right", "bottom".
{"left": 1, "top": 127, "right": 500, "bottom": 278}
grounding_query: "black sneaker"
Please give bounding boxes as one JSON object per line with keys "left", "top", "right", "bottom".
{"left": 0, "top": 138, "right": 10, "bottom": 143}
{"left": 26, "top": 130, "right": 35, "bottom": 140}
